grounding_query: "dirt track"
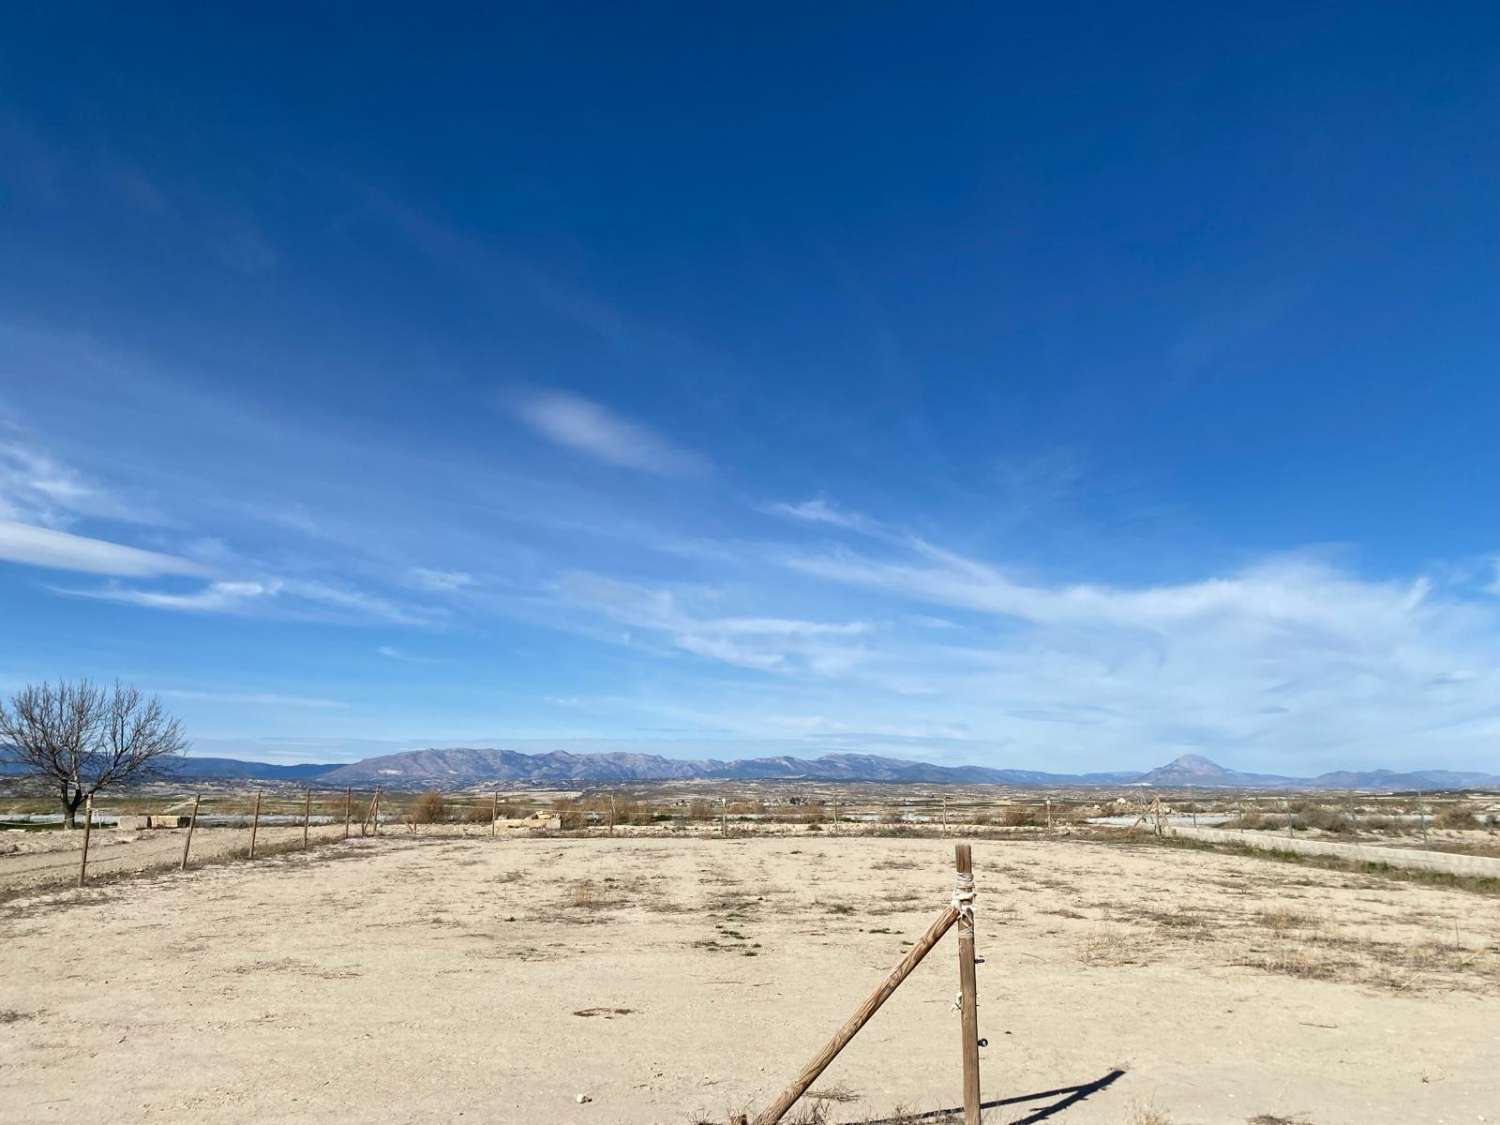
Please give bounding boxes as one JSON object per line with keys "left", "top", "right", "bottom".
{"left": 1, "top": 835, "right": 1496, "bottom": 1124}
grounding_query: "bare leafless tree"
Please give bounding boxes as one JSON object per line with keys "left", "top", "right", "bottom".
{"left": 0, "top": 680, "right": 186, "bottom": 827}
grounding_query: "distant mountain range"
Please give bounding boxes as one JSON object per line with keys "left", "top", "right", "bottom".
{"left": 3, "top": 746, "right": 1496, "bottom": 790}
{"left": 312, "top": 747, "right": 1146, "bottom": 787}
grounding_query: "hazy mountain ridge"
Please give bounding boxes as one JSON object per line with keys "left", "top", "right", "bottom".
{"left": 314, "top": 748, "right": 1499, "bottom": 790}
{"left": 4, "top": 745, "right": 1495, "bottom": 790}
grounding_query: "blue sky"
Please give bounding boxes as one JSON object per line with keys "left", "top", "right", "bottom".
{"left": 3, "top": 5, "right": 1500, "bottom": 771}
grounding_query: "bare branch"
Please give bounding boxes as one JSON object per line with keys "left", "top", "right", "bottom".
{"left": 0, "top": 679, "right": 185, "bottom": 826}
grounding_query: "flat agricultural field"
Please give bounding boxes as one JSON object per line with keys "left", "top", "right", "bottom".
{"left": 1, "top": 835, "right": 1496, "bottom": 1124}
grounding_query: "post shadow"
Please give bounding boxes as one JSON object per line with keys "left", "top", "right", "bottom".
{"left": 852, "top": 1069, "right": 1125, "bottom": 1124}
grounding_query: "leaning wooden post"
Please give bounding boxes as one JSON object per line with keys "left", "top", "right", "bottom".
{"left": 720, "top": 797, "right": 728, "bottom": 839}
{"left": 344, "top": 788, "right": 352, "bottom": 839}
{"left": 302, "top": 788, "right": 312, "bottom": 849}
{"left": 753, "top": 896, "right": 963, "bottom": 1125}
{"left": 955, "top": 843, "right": 981, "bottom": 1125}
{"left": 372, "top": 788, "right": 381, "bottom": 836}
{"left": 492, "top": 791, "right": 499, "bottom": 837}
{"left": 248, "top": 791, "right": 262, "bottom": 859}
{"left": 942, "top": 795, "right": 949, "bottom": 831}
{"left": 180, "top": 793, "right": 202, "bottom": 871}
{"left": 78, "top": 795, "right": 94, "bottom": 887}
{"left": 609, "top": 793, "right": 616, "bottom": 837}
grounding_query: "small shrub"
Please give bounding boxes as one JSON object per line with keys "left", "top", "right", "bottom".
{"left": 1293, "top": 807, "right": 1353, "bottom": 834}
{"left": 1001, "top": 804, "right": 1042, "bottom": 828}
{"left": 1436, "top": 805, "right": 1479, "bottom": 829}
{"left": 411, "top": 791, "right": 447, "bottom": 824}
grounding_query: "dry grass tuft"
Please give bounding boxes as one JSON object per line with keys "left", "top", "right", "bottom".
{"left": 1235, "top": 942, "right": 1348, "bottom": 981}
{"left": 1254, "top": 908, "right": 1321, "bottom": 932}
{"left": 1076, "top": 927, "right": 1142, "bottom": 966}
{"left": 1126, "top": 1100, "right": 1173, "bottom": 1124}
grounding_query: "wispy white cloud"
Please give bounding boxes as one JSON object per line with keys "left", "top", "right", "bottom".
{"left": 376, "top": 644, "right": 438, "bottom": 663}
{"left": 0, "top": 436, "right": 159, "bottom": 528}
{"left": 0, "top": 519, "right": 209, "bottom": 577}
{"left": 762, "top": 496, "right": 893, "bottom": 538}
{"left": 157, "top": 688, "right": 347, "bottom": 709}
{"left": 506, "top": 389, "right": 706, "bottom": 475}
{"left": 61, "top": 578, "right": 273, "bottom": 611}
{"left": 54, "top": 575, "right": 438, "bottom": 626}
{"left": 555, "top": 571, "right": 872, "bottom": 674}
{"left": 409, "top": 567, "right": 474, "bottom": 592}
{"left": 744, "top": 507, "right": 1500, "bottom": 770}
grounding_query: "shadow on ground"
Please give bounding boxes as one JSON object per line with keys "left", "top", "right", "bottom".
{"left": 854, "top": 1069, "right": 1126, "bottom": 1124}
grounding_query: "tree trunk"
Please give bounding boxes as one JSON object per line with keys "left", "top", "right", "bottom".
{"left": 63, "top": 788, "right": 84, "bottom": 830}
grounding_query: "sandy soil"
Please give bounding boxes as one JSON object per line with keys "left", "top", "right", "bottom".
{"left": 1, "top": 835, "right": 1496, "bottom": 1124}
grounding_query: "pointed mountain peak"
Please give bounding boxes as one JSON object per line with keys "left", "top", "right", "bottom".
{"left": 1171, "top": 753, "right": 1223, "bottom": 768}
{"left": 1155, "top": 754, "right": 1230, "bottom": 775}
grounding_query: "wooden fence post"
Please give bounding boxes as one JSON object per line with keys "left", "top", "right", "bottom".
{"left": 181, "top": 793, "right": 202, "bottom": 871}
{"left": 943, "top": 795, "right": 949, "bottom": 831}
{"left": 609, "top": 793, "right": 616, "bottom": 837}
{"left": 248, "top": 791, "right": 262, "bottom": 859}
{"left": 831, "top": 796, "right": 838, "bottom": 835}
{"left": 78, "top": 796, "right": 94, "bottom": 887}
{"left": 752, "top": 889, "right": 964, "bottom": 1124}
{"left": 360, "top": 790, "right": 378, "bottom": 836}
{"left": 955, "top": 843, "right": 981, "bottom": 1125}
{"left": 344, "top": 787, "right": 352, "bottom": 839}
{"left": 720, "top": 797, "right": 728, "bottom": 839}
{"left": 303, "top": 788, "right": 312, "bottom": 849}
{"left": 492, "top": 791, "right": 499, "bottom": 837}
{"left": 372, "top": 788, "right": 381, "bottom": 836}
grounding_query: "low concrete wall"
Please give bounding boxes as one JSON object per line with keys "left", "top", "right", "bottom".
{"left": 1165, "top": 824, "right": 1500, "bottom": 878}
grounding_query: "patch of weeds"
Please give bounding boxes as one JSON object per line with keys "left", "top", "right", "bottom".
{"left": 1254, "top": 908, "right": 1321, "bottom": 932}
{"left": 1127, "top": 1101, "right": 1173, "bottom": 1125}
{"left": 1076, "top": 927, "right": 1142, "bottom": 967}
{"left": 1234, "top": 944, "right": 1349, "bottom": 981}
{"left": 808, "top": 1083, "right": 859, "bottom": 1104}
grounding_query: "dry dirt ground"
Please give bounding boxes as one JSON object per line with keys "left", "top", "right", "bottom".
{"left": 1, "top": 835, "right": 1496, "bottom": 1125}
